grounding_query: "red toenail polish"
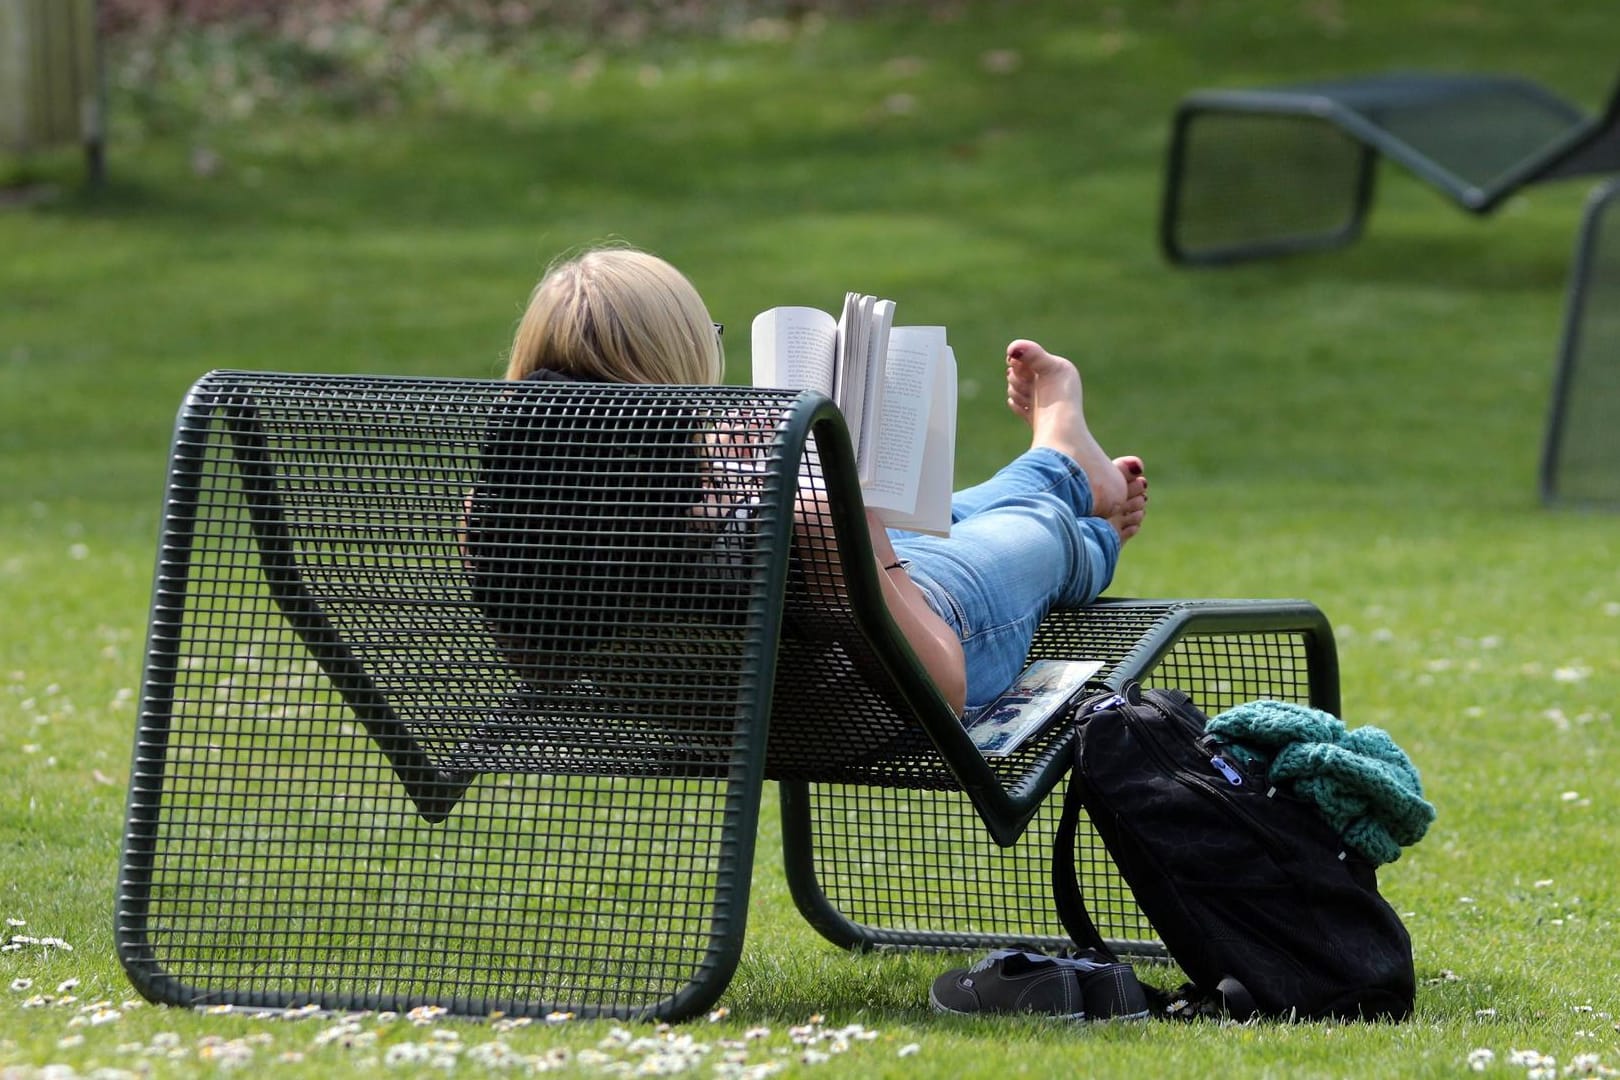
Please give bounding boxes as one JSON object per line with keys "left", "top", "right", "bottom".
{"left": 1009, "top": 346, "right": 1026, "bottom": 360}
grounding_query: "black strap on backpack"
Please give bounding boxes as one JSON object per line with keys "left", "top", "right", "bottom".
{"left": 1050, "top": 685, "right": 1135, "bottom": 964}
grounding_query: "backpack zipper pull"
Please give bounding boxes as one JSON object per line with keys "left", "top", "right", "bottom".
{"left": 1074, "top": 680, "right": 1143, "bottom": 721}
{"left": 1210, "top": 754, "right": 1245, "bottom": 786}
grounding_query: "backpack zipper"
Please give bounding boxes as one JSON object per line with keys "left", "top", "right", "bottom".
{"left": 1101, "top": 691, "right": 1290, "bottom": 861}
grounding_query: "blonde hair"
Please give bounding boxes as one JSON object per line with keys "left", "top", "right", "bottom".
{"left": 506, "top": 247, "right": 725, "bottom": 385}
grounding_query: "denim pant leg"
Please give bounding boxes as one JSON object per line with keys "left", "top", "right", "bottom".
{"left": 944, "top": 446, "right": 1098, "bottom": 523}
{"left": 890, "top": 449, "right": 1121, "bottom": 712}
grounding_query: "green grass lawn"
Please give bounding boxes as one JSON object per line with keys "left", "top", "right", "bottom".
{"left": 2, "top": 1, "right": 1617, "bottom": 1076}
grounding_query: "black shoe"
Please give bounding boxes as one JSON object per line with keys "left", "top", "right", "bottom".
{"left": 929, "top": 949, "right": 1149, "bottom": 1020}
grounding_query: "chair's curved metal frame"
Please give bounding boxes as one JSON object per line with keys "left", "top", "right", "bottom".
{"left": 779, "top": 596, "right": 1339, "bottom": 955}
{"left": 1541, "top": 176, "right": 1620, "bottom": 507}
{"left": 118, "top": 371, "right": 1340, "bottom": 1020}
{"left": 1162, "top": 72, "right": 1620, "bottom": 266}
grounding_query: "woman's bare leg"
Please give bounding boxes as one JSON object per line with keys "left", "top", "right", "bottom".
{"left": 1004, "top": 339, "right": 1128, "bottom": 520}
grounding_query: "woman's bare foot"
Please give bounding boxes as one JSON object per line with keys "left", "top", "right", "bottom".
{"left": 1111, "top": 455, "right": 1148, "bottom": 541}
{"left": 1005, "top": 339, "right": 1127, "bottom": 518}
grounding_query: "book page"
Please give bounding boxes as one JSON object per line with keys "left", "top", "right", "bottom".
{"left": 750, "top": 306, "right": 838, "bottom": 395}
{"left": 832, "top": 293, "right": 859, "bottom": 414}
{"left": 855, "top": 298, "right": 895, "bottom": 481}
{"left": 881, "top": 341, "right": 955, "bottom": 536}
{"left": 834, "top": 293, "right": 872, "bottom": 482}
{"left": 860, "top": 325, "right": 944, "bottom": 520}
{"left": 963, "top": 659, "right": 1104, "bottom": 757}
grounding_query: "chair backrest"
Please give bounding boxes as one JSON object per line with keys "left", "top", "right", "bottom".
{"left": 137, "top": 374, "right": 820, "bottom": 815}
{"left": 1324, "top": 70, "right": 1620, "bottom": 206}
{"left": 1329, "top": 72, "right": 1593, "bottom": 201}
{"left": 1542, "top": 179, "right": 1620, "bottom": 507}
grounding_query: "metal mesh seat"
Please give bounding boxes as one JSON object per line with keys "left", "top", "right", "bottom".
{"left": 117, "top": 371, "right": 1340, "bottom": 1020}
{"left": 1162, "top": 70, "right": 1620, "bottom": 265}
{"left": 1543, "top": 178, "right": 1620, "bottom": 507}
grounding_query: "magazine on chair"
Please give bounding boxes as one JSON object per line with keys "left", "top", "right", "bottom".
{"left": 963, "top": 659, "right": 1104, "bottom": 757}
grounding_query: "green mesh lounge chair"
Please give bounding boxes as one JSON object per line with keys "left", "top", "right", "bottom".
{"left": 1162, "top": 70, "right": 1620, "bottom": 265}
{"left": 1542, "top": 177, "right": 1620, "bottom": 507}
{"left": 116, "top": 372, "right": 1340, "bottom": 1021}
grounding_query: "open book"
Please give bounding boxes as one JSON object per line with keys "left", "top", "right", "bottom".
{"left": 751, "top": 292, "right": 957, "bottom": 535}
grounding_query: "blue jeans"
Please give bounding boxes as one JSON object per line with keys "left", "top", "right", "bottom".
{"left": 889, "top": 448, "right": 1121, "bottom": 714}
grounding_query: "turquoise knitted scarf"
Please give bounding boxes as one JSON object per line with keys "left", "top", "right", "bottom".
{"left": 1205, "top": 700, "right": 1436, "bottom": 866}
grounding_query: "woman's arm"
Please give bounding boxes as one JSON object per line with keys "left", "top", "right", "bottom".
{"left": 861, "top": 510, "right": 967, "bottom": 715}
{"left": 697, "top": 413, "right": 967, "bottom": 715}
{"left": 788, "top": 487, "right": 966, "bottom": 714}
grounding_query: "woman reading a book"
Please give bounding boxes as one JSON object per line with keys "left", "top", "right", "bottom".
{"left": 481, "top": 246, "right": 1146, "bottom": 718}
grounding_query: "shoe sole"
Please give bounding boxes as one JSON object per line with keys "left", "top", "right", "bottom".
{"left": 928, "top": 986, "right": 1152, "bottom": 1022}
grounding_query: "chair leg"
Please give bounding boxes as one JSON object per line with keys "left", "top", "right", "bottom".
{"left": 1541, "top": 177, "right": 1620, "bottom": 507}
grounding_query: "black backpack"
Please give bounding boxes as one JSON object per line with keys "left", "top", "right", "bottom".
{"left": 1052, "top": 684, "right": 1418, "bottom": 1021}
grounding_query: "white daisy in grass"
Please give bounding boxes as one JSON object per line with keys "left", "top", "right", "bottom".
{"left": 466, "top": 1040, "right": 519, "bottom": 1068}
{"left": 490, "top": 1015, "right": 531, "bottom": 1033}
{"left": 383, "top": 1042, "right": 433, "bottom": 1067}
{"left": 406, "top": 1004, "right": 447, "bottom": 1024}
{"left": 197, "top": 1038, "right": 255, "bottom": 1069}
{"left": 310, "top": 1020, "right": 363, "bottom": 1047}
{"left": 1510, "top": 1048, "right": 1554, "bottom": 1068}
